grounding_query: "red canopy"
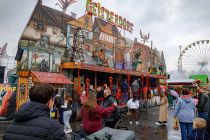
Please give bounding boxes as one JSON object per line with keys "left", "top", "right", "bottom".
{"left": 31, "top": 71, "right": 74, "bottom": 84}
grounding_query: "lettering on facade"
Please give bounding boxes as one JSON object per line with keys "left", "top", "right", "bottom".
{"left": 86, "top": 0, "right": 134, "bottom": 33}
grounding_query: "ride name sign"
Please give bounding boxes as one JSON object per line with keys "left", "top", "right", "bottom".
{"left": 86, "top": 0, "right": 134, "bottom": 33}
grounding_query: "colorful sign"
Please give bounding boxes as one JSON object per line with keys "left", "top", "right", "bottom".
{"left": 86, "top": 0, "right": 134, "bottom": 33}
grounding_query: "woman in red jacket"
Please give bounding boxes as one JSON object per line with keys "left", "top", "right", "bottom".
{"left": 80, "top": 92, "right": 117, "bottom": 135}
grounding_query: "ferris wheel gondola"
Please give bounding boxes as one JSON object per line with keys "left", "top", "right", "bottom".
{"left": 178, "top": 40, "right": 210, "bottom": 74}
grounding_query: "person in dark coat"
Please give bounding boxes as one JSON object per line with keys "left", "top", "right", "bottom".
{"left": 121, "top": 79, "right": 129, "bottom": 104}
{"left": 4, "top": 84, "right": 67, "bottom": 140}
{"left": 197, "top": 88, "right": 209, "bottom": 121}
{"left": 102, "top": 89, "right": 118, "bottom": 128}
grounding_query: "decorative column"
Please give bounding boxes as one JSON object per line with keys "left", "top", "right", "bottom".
{"left": 109, "top": 76, "right": 113, "bottom": 90}
{"left": 85, "top": 77, "right": 90, "bottom": 96}
{"left": 49, "top": 53, "right": 53, "bottom": 72}
{"left": 28, "top": 49, "right": 32, "bottom": 70}
{"left": 127, "top": 75, "right": 131, "bottom": 88}
{"left": 66, "top": 25, "right": 71, "bottom": 48}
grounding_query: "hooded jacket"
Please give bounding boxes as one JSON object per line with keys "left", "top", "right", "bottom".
{"left": 174, "top": 95, "right": 196, "bottom": 123}
{"left": 4, "top": 101, "right": 66, "bottom": 140}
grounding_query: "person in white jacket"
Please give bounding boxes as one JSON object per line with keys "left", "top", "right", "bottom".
{"left": 127, "top": 94, "right": 139, "bottom": 125}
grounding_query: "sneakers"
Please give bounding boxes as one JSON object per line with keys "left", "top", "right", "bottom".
{"left": 129, "top": 121, "right": 133, "bottom": 125}
{"left": 155, "top": 122, "right": 161, "bottom": 125}
{"left": 135, "top": 121, "right": 139, "bottom": 125}
{"left": 64, "top": 128, "right": 72, "bottom": 134}
{"left": 162, "top": 123, "right": 167, "bottom": 126}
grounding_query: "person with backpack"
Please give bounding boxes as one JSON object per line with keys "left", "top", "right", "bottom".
{"left": 54, "top": 89, "right": 64, "bottom": 125}
{"left": 174, "top": 88, "right": 196, "bottom": 140}
{"left": 101, "top": 89, "right": 120, "bottom": 128}
{"left": 127, "top": 93, "right": 139, "bottom": 125}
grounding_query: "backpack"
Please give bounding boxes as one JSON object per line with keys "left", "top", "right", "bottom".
{"left": 114, "top": 106, "right": 121, "bottom": 121}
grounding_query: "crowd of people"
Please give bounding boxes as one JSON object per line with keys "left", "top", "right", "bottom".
{"left": 1, "top": 78, "right": 148, "bottom": 139}
{"left": 171, "top": 86, "right": 210, "bottom": 140}
{"left": 4, "top": 79, "right": 209, "bottom": 140}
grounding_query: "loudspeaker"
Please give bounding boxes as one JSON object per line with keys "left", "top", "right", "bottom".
{"left": 0, "top": 66, "right": 5, "bottom": 83}
{"left": 15, "top": 47, "right": 23, "bottom": 61}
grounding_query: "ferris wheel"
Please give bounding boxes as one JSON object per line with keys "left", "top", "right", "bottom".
{"left": 177, "top": 40, "right": 210, "bottom": 74}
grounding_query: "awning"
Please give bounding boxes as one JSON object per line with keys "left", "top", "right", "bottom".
{"left": 31, "top": 71, "right": 74, "bottom": 84}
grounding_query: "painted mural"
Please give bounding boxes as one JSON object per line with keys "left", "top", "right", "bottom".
{"left": 0, "top": 84, "right": 16, "bottom": 121}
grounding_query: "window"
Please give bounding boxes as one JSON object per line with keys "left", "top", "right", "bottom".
{"left": 34, "top": 20, "right": 46, "bottom": 31}
{"left": 41, "top": 35, "right": 49, "bottom": 45}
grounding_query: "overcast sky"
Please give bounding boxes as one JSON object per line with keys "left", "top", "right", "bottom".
{"left": 0, "top": 0, "right": 210, "bottom": 72}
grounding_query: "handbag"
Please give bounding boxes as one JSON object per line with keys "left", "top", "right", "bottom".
{"left": 127, "top": 110, "right": 131, "bottom": 116}
{"left": 173, "top": 117, "right": 179, "bottom": 130}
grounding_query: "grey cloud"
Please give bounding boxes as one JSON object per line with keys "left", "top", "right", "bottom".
{"left": 1, "top": 0, "right": 210, "bottom": 72}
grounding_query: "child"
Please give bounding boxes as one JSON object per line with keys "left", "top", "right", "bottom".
{"left": 189, "top": 118, "right": 209, "bottom": 140}
{"left": 127, "top": 94, "right": 139, "bottom": 125}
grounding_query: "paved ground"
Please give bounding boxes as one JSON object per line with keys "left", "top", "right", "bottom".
{"left": 0, "top": 106, "right": 181, "bottom": 140}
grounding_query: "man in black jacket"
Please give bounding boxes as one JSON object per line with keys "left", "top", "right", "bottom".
{"left": 197, "top": 87, "right": 209, "bottom": 121}
{"left": 101, "top": 89, "right": 119, "bottom": 128}
{"left": 4, "top": 84, "right": 67, "bottom": 140}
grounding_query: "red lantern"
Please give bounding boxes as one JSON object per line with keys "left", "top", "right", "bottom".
{"left": 127, "top": 75, "right": 131, "bottom": 88}
{"left": 85, "top": 78, "right": 90, "bottom": 96}
{"left": 109, "top": 76, "right": 113, "bottom": 89}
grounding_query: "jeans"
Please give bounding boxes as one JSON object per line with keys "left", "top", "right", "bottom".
{"left": 198, "top": 112, "right": 208, "bottom": 121}
{"left": 122, "top": 92, "right": 128, "bottom": 103}
{"left": 63, "top": 110, "right": 72, "bottom": 131}
{"left": 179, "top": 122, "right": 193, "bottom": 140}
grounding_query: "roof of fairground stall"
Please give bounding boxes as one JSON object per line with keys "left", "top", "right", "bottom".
{"left": 167, "top": 79, "right": 196, "bottom": 85}
{"left": 62, "top": 62, "right": 167, "bottom": 79}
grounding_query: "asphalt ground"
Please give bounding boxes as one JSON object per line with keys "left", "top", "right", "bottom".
{"left": 0, "top": 106, "right": 181, "bottom": 140}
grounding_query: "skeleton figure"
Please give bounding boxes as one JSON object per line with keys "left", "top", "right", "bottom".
{"left": 56, "top": 0, "right": 77, "bottom": 13}
{"left": 64, "top": 27, "right": 85, "bottom": 62}
{"left": 0, "top": 43, "right": 8, "bottom": 56}
{"left": 140, "top": 30, "right": 150, "bottom": 44}
{"left": 133, "top": 49, "right": 142, "bottom": 71}
{"left": 39, "top": 59, "right": 50, "bottom": 72}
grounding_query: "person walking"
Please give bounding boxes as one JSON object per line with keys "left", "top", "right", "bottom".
{"left": 156, "top": 91, "right": 168, "bottom": 126}
{"left": 189, "top": 117, "right": 209, "bottom": 140}
{"left": 197, "top": 87, "right": 209, "bottom": 121}
{"left": 4, "top": 84, "right": 67, "bottom": 140}
{"left": 121, "top": 79, "right": 129, "bottom": 104}
{"left": 174, "top": 88, "right": 196, "bottom": 140}
{"left": 61, "top": 92, "right": 73, "bottom": 134}
{"left": 80, "top": 91, "right": 117, "bottom": 136}
{"left": 54, "top": 89, "right": 64, "bottom": 125}
{"left": 131, "top": 80, "right": 139, "bottom": 99}
{"left": 101, "top": 89, "right": 119, "bottom": 128}
{"left": 127, "top": 93, "right": 139, "bottom": 125}
{"left": 111, "top": 82, "right": 118, "bottom": 97}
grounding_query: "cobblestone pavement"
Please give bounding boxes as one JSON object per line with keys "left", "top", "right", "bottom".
{"left": 0, "top": 106, "right": 181, "bottom": 140}
{"left": 70, "top": 106, "right": 181, "bottom": 140}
